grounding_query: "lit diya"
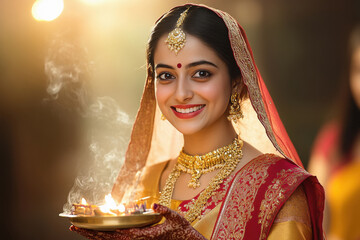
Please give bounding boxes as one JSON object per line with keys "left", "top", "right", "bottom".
{"left": 59, "top": 194, "right": 162, "bottom": 231}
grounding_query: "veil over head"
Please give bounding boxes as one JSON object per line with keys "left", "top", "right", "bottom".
{"left": 112, "top": 3, "right": 302, "bottom": 200}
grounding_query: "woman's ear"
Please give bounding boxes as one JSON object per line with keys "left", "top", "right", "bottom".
{"left": 231, "top": 76, "right": 242, "bottom": 93}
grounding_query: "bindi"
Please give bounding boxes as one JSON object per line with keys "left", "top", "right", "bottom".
{"left": 177, "top": 63, "right": 182, "bottom": 68}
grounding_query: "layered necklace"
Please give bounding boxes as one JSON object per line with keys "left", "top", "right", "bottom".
{"left": 159, "top": 137, "right": 243, "bottom": 223}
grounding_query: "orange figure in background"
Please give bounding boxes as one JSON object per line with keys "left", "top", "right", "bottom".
{"left": 308, "top": 25, "right": 360, "bottom": 240}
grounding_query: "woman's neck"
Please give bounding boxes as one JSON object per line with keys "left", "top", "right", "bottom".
{"left": 182, "top": 116, "right": 237, "bottom": 155}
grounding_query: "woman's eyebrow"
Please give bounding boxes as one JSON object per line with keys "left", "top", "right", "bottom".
{"left": 155, "top": 63, "right": 175, "bottom": 70}
{"left": 186, "top": 60, "right": 218, "bottom": 69}
{"left": 155, "top": 61, "right": 218, "bottom": 70}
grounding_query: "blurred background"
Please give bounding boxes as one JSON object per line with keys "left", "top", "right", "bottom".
{"left": 0, "top": 0, "right": 359, "bottom": 239}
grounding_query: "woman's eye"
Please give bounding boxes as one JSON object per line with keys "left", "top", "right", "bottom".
{"left": 193, "top": 70, "right": 211, "bottom": 79}
{"left": 157, "top": 72, "right": 175, "bottom": 81}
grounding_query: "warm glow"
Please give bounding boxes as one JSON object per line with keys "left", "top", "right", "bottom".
{"left": 81, "top": 0, "right": 103, "bottom": 4}
{"left": 98, "top": 194, "right": 125, "bottom": 215}
{"left": 81, "top": 0, "right": 118, "bottom": 5}
{"left": 118, "top": 203, "right": 126, "bottom": 212}
{"left": 80, "top": 198, "right": 88, "bottom": 205}
{"left": 32, "top": 0, "right": 64, "bottom": 21}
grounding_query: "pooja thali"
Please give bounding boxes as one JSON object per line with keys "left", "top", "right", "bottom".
{"left": 59, "top": 212, "right": 162, "bottom": 231}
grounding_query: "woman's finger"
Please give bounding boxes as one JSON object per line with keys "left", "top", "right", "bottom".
{"left": 153, "top": 203, "right": 189, "bottom": 226}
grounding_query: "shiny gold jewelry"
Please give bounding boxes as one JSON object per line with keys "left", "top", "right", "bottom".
{"left": 159, "top": 138, "right": 243, "bottom": 223}
{"left": 177, "top": 139, "right": 241, "bottom": 188}
{"left": 161, "top": 113, "right": 166, "bottom": 121}
{"left": 165, "top": 7, "right": 190, "bottom": 55}
{"left": 227, "top": 92, "right": 244, "bottom": 123}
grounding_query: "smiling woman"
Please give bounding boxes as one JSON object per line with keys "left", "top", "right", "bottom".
{"left": 71, "top": 4, "right": 325, "bottom": 240}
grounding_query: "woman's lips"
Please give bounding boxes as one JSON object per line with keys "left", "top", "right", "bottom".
{"left": 170, "top": 104, "right": 205, "bottom": 119}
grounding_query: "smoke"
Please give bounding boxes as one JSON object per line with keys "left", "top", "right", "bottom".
{"left": 44, "top": 36, "right": 91, "bottom": 113}
{"left": 43, "top": 35, "right": 132, "bottom": 214}
{"left": 62, "top": 96, "right": 132, "bottom": 213}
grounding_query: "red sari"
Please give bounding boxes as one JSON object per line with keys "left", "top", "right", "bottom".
{"left": 211, "top": 155, "right": 324, "bottom": 239}
{"left": 135, "top": 154, "right": 323, "bottom": 239}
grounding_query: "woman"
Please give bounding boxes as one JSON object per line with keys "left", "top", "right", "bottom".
{"left": 72, "top": 4, "right": 324, "bottom": 239}
{"left": 308, "top": 25, "right": 360, "bottom": 240}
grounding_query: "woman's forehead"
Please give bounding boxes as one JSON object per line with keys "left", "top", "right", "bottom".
{"left": 154, "top": 34, "right": 224, "bottom": 67}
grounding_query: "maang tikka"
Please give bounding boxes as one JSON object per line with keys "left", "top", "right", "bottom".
{"left": 165, "top": 7, "right": 190, "bottom": 55}
{"left": 227, "top": 92, "right": 244, "bottom": 123}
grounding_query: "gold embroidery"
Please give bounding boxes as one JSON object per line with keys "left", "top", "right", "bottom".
{"left": 258, "top": 167, "right": 307, "bottom": 239}
{"left": 212, "top": 155, "right": 278, "bottom": 239}
{"left": 217, "top": 11, "right": 286, "bottom": 159}
{"left": 179, "top": 169, "right": 239, "bottom": 220}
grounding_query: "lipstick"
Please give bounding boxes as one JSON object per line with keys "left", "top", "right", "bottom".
{"left": 171, "top": 104, "right": 205, "bottom": 119}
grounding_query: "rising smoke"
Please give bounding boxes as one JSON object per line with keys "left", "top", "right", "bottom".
{"left": 44, "top": 35, "right": 132, "bottom": 213}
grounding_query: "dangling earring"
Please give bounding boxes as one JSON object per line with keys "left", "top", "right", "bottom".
{"left": 161, "top": 113, "right": 166, "bottom": 121}
{"left": 227, "top": 92, "right": 243, "bottom": 123}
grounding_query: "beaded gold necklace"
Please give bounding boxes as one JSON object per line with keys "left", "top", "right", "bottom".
{"left": 177, "top": 138, "right": 242, "bottom": 188}
{"left": 159, "top": 137, "right": 243, "bottom": 223}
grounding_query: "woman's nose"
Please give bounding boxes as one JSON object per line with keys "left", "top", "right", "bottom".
{"left": 175, "top": 77, "right": 193, "bottom": 103}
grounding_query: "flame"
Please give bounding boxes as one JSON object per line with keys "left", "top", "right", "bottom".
{"left": 118, "top": 203, "right": 126, "bottom": 212}
{"left": 80, "top": 198, "right": 88, "bottom": 205}
{"left": 98, "top": 194, "right": 125, "bottom": 215}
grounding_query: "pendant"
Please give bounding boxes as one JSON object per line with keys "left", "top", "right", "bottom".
{"left": 188, "top": 169, "right": 202, "bottom": 188}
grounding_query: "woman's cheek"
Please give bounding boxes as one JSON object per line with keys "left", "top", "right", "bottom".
{"left": 155, "top": 84, "right": 172, "bottom": 106}
{"left": 199, "top": 81, "right": 231, "bottom": 104}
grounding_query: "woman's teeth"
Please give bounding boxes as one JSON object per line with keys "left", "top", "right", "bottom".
{"left": 175, "top": 105, "right": 204, "bottom": 113}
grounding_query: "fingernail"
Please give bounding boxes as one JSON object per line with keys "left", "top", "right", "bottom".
{"left": 153, "top": 203, "right": 158, "bottom": 210}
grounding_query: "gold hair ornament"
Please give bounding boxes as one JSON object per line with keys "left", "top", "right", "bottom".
{"left": 165, "top": 7, "right": 190, "bottom": 55}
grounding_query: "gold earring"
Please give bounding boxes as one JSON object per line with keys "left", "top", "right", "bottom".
{"left": 161, "top": 113, "right": 166, "bottom": 121}
{"left": 227, "top": 92, "right": 243, "bottom": 123}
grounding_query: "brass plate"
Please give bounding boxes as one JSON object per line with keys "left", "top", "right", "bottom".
{"left": 59, "top": 212, "right": 162, "bottom": 231}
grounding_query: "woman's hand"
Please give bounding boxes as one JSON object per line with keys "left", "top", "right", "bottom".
{"left": 70, "top": 203, "right": 207, "bottom": 240}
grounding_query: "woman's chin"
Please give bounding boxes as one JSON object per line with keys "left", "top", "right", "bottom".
{"left": 172, "top": 123, "right": 206, "bottom": 136}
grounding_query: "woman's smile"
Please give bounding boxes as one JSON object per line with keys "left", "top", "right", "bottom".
{"left": 171, "top": 104, "right": 206, "bottom": 119}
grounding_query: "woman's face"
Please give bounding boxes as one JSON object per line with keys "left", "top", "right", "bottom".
{"left": 154, "top": 34, "right": 233, "bottom": 136}
{"left": 350, "top": 46, "right": 360, "bottom": 109}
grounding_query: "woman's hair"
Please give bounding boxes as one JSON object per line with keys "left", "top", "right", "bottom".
{"left": 339, "top": 24, "right": 360, "bottom": 159}
{"left": 146, "top": 5, "right": 247, "bottom": 100}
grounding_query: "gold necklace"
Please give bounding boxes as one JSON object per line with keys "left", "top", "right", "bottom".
{"left": 177, "top": 138, "right": 242, "bottom": 188}
{"left": 159, "top": 137, "right": 243, "bottom": 223}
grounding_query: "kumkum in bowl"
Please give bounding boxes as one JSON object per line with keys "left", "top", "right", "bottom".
{"left": 60, "top": 195, "right": 162, "bottom": 231}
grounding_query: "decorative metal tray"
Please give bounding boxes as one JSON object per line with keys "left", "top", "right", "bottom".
{"left": 59, "top": 212, "right": 162, "bottom": 231}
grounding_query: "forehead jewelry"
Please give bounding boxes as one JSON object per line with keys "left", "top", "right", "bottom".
{"left": 165, "top": 7, "right": 190, "bottom": 55}
{"left": 177, "top": 63, "right": 182, "bottom": 68}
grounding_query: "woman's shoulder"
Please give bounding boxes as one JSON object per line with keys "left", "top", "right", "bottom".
{"left": 138, "top": 160, "right": 171, "bottom": 196}
{"left": 243, "top": 153, "right": 308, "bottom": 175}
{"left": 231, "top": 152, "right": 311, "bottom": 197}
{"left": 239, "top": 141, "right": 305, "bottom": 174}
{"left": 267, "top": 185, "right": 313, "bottom": 239}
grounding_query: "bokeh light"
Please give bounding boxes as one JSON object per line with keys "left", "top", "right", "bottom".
{"left": 32, "top": 0, "right": 64, "bottom": 21}
{"left": 81, "top": 0, "right": 119, "bottom": 5}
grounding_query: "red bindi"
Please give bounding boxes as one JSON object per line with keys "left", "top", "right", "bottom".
{"left": 177, "top": 63, "right": 182, "bottom": 68}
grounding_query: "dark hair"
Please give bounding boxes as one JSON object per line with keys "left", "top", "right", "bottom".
{"left": 146, "top": 5, "right": 247, "bottom": 100}
{"left": 339, "top": 25, "right": 360, "bottom": 159}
